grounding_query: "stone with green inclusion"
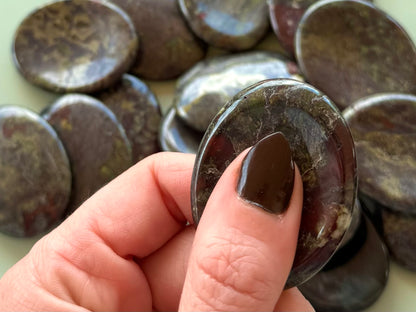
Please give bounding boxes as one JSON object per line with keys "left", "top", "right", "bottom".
{"left": 42, "top": 94, "right": 132, "bottom": 215}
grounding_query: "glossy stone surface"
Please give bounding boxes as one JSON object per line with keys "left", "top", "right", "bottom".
{"left": 381, "top": 207, "right": 416, "bottom": 271}
{"left": 96, "top": 74, "right": 161, "bottom": 162}
{"left": 110, "top": 0, "right": 206, "bottom": 80}
{"left": 295, "top": 0, "right": 416, "bottom": 110}
{"left": 268, "top": 0, "right": 373, "bottom": 55}
{"left": 343, "top": 93, "right": 416, "bottom": 214}
{"left": 175, "top": 51, "right": 301, "bottom": 132}
{"left": 159, "top": 106, "right": 203, "bottom": 154}
{"left": 299, "top": 205, "right": 389, "bottom": 312}
{"left": 0, "top": 106, "right": 71, "bottom": 237}
{"left": 192, "top": 79, "right": 357, "bottom": 288}
{"left": 43, "top": 94, "right": 132, "bottom": 214}
{"left": 13, "top": 0, "right": 138, "bottom": 93}
{"left": 178, "top": 0, "right": 269, "bottom": 51}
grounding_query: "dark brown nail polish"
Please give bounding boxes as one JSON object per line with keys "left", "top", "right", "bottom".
{"left": 237, "top": 132, "right": 295, "bottom": 214}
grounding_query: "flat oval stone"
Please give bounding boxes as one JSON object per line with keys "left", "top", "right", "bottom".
{"left": 175, "top": 51, "right": 301, "bottom": 132}
{"left": 295, "top": 0, "right": 416, "bottom": 110}
{"left": 96, "top": 74, "right": 161, "bottom": 162}
{"left": 299, "top": 204, "right": 389, "bottom": 312}
{"left": 0, "top": 106, "right": 71, "bottom": 237}
{"left": 159, "top": 106, "right": 203, "bottom": 154}
{"left": 110, "top": 0, "right": 206, "bottom": 80}
{"left": 192, "top": 79, "right": 357, "bottom": 288}
{"left": 381, "top": 207, "right": 416, "bottom": 271}
{"left": 268, "top": 0, "right": 373, "bottom": 55}
{"left": 343, "top": 93, "right": 416, "bottom": 214}
{"left": 13, "top": 0, "right": 138, "bottom": 93}
{"left": 42, "top": 94, "right": 132, "bottom": 214}
{"left": 178, "top": 0, "right": 269, "bottom": 51}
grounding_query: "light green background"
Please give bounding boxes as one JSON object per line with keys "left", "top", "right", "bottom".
{"left": 0, "top": 1, "right": 416, "bottom": 311}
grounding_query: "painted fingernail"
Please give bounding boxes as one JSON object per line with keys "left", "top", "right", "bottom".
{"left": 237, "top": 132, "right": 295, "bottom": 214}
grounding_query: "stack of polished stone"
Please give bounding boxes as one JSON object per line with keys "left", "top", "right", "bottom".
{"left": 1, "top": 0, "right": 416, "bottom": 311}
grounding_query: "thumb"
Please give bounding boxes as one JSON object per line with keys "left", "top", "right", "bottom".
{"left": 180, "top": 133, "right": 304, "bottom": 311}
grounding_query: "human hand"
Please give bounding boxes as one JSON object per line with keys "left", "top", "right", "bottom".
{"left": 0, "top": 145, "right": 313, "bottom": 311}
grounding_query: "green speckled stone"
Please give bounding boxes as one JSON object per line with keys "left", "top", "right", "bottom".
{"left": 178, "top": 0, "right": 269, "bottom": 51}
{"left": 13, "top": 0, "right": 138, "bottom": 93}
{"left": 42, "top": 94, "right": 132, "bottom": 214}
{"left": 159, "top": 106, "right": 203, "bottom": 153}
{"left": 343, "top": 93, "right": 416, "bottom": 214}
{"left": 192, "top": 79, "right": 357, "bottom": 288}
{"left": 295, "top": 0, "right": 416, "bottom": 110}
{"left": 381, "top": 208, "right": 416, "bottom": 271}
{"left": 110, "top": 0, "right": 206, "bottom": 80}
{"left": 96, "top": 74, "right": 161, "bottom": 162}
{"left": 0, "top": 106, "right": 71, "bottom": 237}
{"left": 299, "top": 203, "right": 389, "bottom": 312}
{"left": 268, "top": 0, "right": 373, "bottom": 55}
{"left": 175, "top": 51, "right": 301, "bottom": 132}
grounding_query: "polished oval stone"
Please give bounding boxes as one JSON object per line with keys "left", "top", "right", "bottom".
{"left": 299, "top": 204, "right": 389, "bottom": 312}
{"left": 178, "top": 0, "right": 269, "bottom": 51}
{"left": 295, "top": 0, "right": 416, "bottom": 110}
{"left": 13, "top": 0, "right": 138, "bottom": 93}
{"left": 96, "top": 74, "right": 161, "bottom": 162}
{"left": 159, "top": 106, "right": 203, "bottom": 154}
{"left": 0, "top": 106, "right": 71, "bottom": 237}
{"left": 42, "top": 94, "right": 132, "bottom": 214}
{"left": 381, "top": 207, "right": 416, "bottom": 271}
{"left": 110, "top": 0, "right": 206, "bottom": 80}
{"left": 343, "top": 93, "right": 416, "bottom": 214}
{"left": 192, "top": 79, "right": 357, "bottom": 288}
{"left": 268, "top": 0, "right": 373, "bottom": 55}
{"left": 175, "top": 51, "right": 301, "bottom": 132}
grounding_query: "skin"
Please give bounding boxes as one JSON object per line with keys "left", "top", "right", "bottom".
{"left": 0, "top": 152, "right": 313, "bottom": 311}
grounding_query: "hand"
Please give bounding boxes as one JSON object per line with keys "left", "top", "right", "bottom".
{"left": 0, "top": 151, "right": 313, "bottom": 311}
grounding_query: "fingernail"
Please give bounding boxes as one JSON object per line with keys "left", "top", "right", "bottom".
{"left": 237, "top": 132, "right": 295, "bottom": 214}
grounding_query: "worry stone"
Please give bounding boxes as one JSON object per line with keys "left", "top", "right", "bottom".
{"left": 43, "top": 94, "right": 132, "bottom": 214}
{"left": 110, "top": 0, "right": 206, "bottom": 80}
{"left": 13, "top": 0, "right": 138, "bottom": 93}
{"left": 159, "top": 106, "right": 203, "bottom": 154}
{"left": 295, "top": 0, "right": 416, "bottom": 110}
{"left": 299, "top": 202, "right": 389, "bottom": 312}
{"left": 343, "top": 93, "right": 416, "bottom": 215}
{"left": 96, "top": 74, "right": 161, "bottom": 163}
{"left": 175, "top": 51, "right": 300, "bottom": 132}
{"left": 268, "top": 0, "right": 373, "bottom": 55}
{"left": 0, "top": 106, "right": 71, "bottom": 237}
{"left": 381, "top": 207, "right": 416, "bottom": 271}
{"left": 192, "top": 79, "right": 357, "bottom": 288}
{"left": 178, "top": 0, "right": 269, "bottom": 51}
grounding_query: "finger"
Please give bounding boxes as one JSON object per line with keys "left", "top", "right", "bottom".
{"left": 140, "top": 226, "right": 195, "bottom": 311}
{"left": 60, "top": 152, "right": 195, "bottom": 259}
{"left": 180, "top": 133, "right": 304, "bottom": 311}
{"left": 274, "top": 288, "right": 315, "bottom": 311}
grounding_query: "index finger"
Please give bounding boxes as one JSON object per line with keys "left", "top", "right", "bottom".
{"left": 58, "top": 152, "right": 195, "bottom": 259}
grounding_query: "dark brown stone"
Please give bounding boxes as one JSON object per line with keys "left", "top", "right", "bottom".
{"left": 295, "top": 0, "right": 416, "bottom": 110}
{"left": 110, "top": 0, "right": 206, "bottom": 80}
{"left": 192, "top": 79, "right": 357, "bottom": 288}
{"left": 178, "top": 0, "right": 269, "bottom": 51}
{"left": 0, "top": 106, "right": 71, "bottom": 237}
{"left": 159, "top": 106, "right": 203, "bottom": 154}
{"left": 299, "top": 203, "right": 389, "bottom": 312}
{"left": 343, "top": 93, "right": 416, "bottom": 214}
{"left": 268, "top": 0, "right": 373, "bottom": 55}
{"left": 174, "top": 51, "right": 301, "bottom": 132}
{"left": 42, "top": 94, "right": 132, "bottom": 214}
{"left": 12, "top": 0, "right": 138, "bottom": 93}
{"left": 96, "top": 74, "right": 162, "bottom": 162}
